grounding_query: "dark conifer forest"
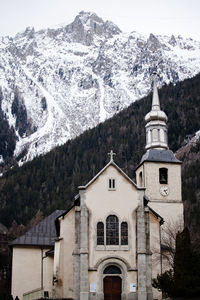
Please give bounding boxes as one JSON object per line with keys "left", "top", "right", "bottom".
{"left": 0, "top": 73, "right": 200, "bottom": 242}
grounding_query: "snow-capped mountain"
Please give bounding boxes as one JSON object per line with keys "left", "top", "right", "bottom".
{"left": 1, "top": 11, "right": 200, "bottom": 163}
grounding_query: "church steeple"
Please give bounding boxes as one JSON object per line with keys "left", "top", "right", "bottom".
{"left": 145, "top": 72, "right": 168, "bottom": 150}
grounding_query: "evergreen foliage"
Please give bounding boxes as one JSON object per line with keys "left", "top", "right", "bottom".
{"left": 0, "top": 73, "right": 200, "bottom": 236}
{"left": 0, "top": 111, "right": 16, "bottom": 162}
{"left": 152, "top": 228, "right": 200, "bottom": 298}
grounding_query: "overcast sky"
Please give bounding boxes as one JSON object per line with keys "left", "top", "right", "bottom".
{"left": 1, "top": 0, "right": 200, "bottom": 40}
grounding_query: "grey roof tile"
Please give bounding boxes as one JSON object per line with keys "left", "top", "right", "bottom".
{"left": 139, "top": 149, "right": 181, "bottom": 166}
{"left": 10, "top": 210, "right": 66, "bottom": 247}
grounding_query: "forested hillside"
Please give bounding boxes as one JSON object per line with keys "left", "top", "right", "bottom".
{"left": 0, "top": 73, "right": 200, "bottom": 240}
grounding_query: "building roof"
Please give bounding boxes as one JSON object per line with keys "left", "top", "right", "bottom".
{"left": 10, "top": 210, "right": 66, "bottom": 247}
{"left": 136, "top": 149, "right": 181, "bottom": 169}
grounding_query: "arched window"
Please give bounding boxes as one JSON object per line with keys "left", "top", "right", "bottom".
{"left": 121, "top": 222, "right": 128, "bottom": 245}
{"left": 159, "top": 168, "right": 168, "bottom": 184}
{"left": 97, "top": 222, "right": 104, "bottom": 245}
{"left": 106, "top": 215, "right": 119, "bottom": 245}
{"left": 103, "top": 265, "right": 121, "bottom": 274}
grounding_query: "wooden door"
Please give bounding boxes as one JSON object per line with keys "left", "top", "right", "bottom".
{"left": 104, "top": 276, "right": 121, "bottom": 300}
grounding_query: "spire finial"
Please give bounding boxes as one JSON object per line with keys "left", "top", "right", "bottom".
{"left": 108, "top": 150, "right": 116, "bottom": 162}
{"left": 152, "top": 71, "right": 160, "bottom": 111}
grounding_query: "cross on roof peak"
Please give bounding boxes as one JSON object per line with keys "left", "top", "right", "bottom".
{"left": 108, "top": 150, "right": 116, "bottom": 161}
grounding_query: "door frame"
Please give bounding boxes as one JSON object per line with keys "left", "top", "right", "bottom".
{"left": 97, "top": 258, "right": 127, "bottom": 300}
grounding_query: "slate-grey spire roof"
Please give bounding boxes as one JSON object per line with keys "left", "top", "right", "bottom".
{"left": 10, "top": 210, "right": 66, "bottom": 247}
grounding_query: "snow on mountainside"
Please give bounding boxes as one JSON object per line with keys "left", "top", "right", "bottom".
{"left": 1, "top": 11, "right": 200, "bottom": 163}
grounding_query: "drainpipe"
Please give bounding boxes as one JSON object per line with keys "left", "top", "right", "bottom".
{"left": 41, "top": 249, "right": 47, "bottom": 290}
{"left": 159, "top": 220, "right": 163, "bottom": 275}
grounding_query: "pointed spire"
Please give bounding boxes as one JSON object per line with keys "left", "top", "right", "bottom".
{"left": 152, "top": 71, "right": 160, "bottom": 111}
{"left": 144, "top": 72, "right": 168, "bottom": 151}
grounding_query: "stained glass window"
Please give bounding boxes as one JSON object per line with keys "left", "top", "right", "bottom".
{"left": 97, "top": 222, "right": 104, "bottom": 245}
{"left": 106, "top": 215, "right": 119, "bottom": 245}
{"left": 121, "top": 222, "right": 128, "bottom": 245}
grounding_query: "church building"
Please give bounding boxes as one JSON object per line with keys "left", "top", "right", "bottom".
{"left": 11, "top": 74, "right": 183, "bottom": 300}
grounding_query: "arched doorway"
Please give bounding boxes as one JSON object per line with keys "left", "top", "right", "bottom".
{"left": 103, "top": 266, "right": 122, "bottom": 300}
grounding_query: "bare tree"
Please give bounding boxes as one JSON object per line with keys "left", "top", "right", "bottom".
{"left": 161, "top": 217, "right": 184, "bottom": 269}
{"left": 152, "top": 216, "right": 184, "bottom": 272}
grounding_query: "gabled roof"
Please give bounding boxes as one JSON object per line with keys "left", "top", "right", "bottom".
{"left": 78, "top": 160, "right": 144, "bottom": 190}
{"left": 10, "top": 210, "right": 66, "bottom": 247}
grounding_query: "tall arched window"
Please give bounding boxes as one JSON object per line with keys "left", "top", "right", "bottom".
{"left": 159, "top": 168, "right": 168, "bottom": 184}
{"left": 121, "top": 222, "right": 128, "bottom": 245}
{"left": 97, "top": 222, "right": 104, "bottom": 245}
{"left": 106, "top": 215, "right": 119, "bottom": 245}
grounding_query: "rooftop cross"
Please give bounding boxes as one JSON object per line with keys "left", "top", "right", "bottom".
{"left": 108, "top": 150, "right": 116, "bottom": 161}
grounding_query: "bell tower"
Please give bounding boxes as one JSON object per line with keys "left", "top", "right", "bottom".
{"left": 136, "top": 73, "right": 183, "bottom": 226}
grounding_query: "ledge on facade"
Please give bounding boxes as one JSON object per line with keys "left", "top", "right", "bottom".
{"left": 45, "top": 247, "right": 54, "bottom": 256}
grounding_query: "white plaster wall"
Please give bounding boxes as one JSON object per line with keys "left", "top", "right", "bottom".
{"left": 57, "top": 208, "right": 75, "bottom": 298}
{"left": 136, "top": 161, "right": 183, "bottom": 228}
{"left": 12, "top": 246, "right": 52, "bottom": 300}
{"left": 150, "top": 213, "right": 162, "bottom": 300}
{"left": 136, "top": 165, "right": 144, "bottom": 187}
{"left": 149, "top": 201, "right": 183, "bottom": 228}
{"left": 149, "top": 213, "right": 161, "bottom": 278}
{"left": 43, "top": 255, "right": 54, "bottom": 297}
{"left": 84, "top": 165, "right": 141, "bottom": 272}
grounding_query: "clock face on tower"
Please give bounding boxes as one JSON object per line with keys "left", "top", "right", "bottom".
{"left": 160, "top": 186, "right": 169, "bottom": 196}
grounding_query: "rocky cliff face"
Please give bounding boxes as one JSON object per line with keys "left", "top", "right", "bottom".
{"left": 1, "top": 11, "right": 200, "bottom": 164}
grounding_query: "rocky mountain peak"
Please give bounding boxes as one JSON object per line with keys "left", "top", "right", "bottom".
{"left": 65, "top": 11, "right": 121, "bottom": 45}
{"left": 16, "top": 27, "right": 35, "bottom": 40}
{"left": 169, "top": 34, "right": 177, "bottom": 46}
{"left": 147, "top": 33, "right": 161, "bottom": 51}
